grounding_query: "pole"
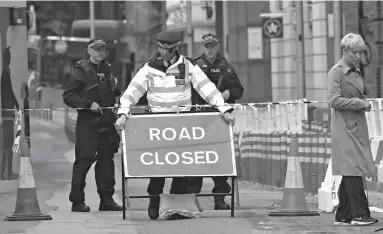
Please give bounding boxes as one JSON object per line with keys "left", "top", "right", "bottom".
{"left": 295, "top": 1, "right": 306, "bottom": 99}
{"left": 186, "top": 0, "right": 193, "bottom": 57}
{"left": 358, "top": 1, "right": 364, "bottom": 77}
{"left": 161, "top": 1, "right": 167, "bottom": 31}
{"left": 222, "top": 0, "right": 229, "bottom": 60}
{"left": 90, "top": 0, "right": 95, "bottom": 38}
{"left": 377, "top": 1, "right": 382, "bottom": 98}
{"left": 333, "top": 1, "right": 342, "bottom": 63}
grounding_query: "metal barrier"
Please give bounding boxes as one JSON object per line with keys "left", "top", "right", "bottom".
{"left": 231, "top": 98, "right": 383, "bottom": 193}
{"left": 27, "top": 97, "right": 383, "bottom": 193}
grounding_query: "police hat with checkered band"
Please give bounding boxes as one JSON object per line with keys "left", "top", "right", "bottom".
{"left": 202, "top": 33, "right": 219, "bottom": 45}
{"left": 156, "top": 30, "right": 181, "bottom": 49}
{"left": 88, "top": 38, "right": 107, "bottom": 50}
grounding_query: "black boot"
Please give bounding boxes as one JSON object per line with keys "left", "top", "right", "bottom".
{"left": 148, "top": 197, "right": 160, "bottom": 220}
{"left": 72, "top": 203, "right": 90, "bottom": 212}
{"left": 99, "top": 198, "right": 124, "bottom": 211}
{"left": 214, "top": 196, "right": 230, "bottom": 210}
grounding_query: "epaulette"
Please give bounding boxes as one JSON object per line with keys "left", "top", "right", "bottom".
{"left": 77, "top": 59, "right": 93, "bottom": 72}
{"left": 139, "top": 51, "right": 160, "bottom": 69}
{"left": 76, "top": 59, "right": 87, "bottom": 65}
{"left": 184, "top": 56, "right": 197, "bottom": 65}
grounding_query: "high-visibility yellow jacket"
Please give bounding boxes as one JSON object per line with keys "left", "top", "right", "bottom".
{"left": 117, "top": 54, "right": 233, "bottom": 115}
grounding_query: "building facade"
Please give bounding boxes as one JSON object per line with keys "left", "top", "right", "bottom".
{"left": 221, "top": 1, "right": 272, "bottom": 103}
{"left": 267, "top": 1, "right": 328, "bottom": 102}
{"left": 266, "top": 1, "right": 383, "bottom": 102}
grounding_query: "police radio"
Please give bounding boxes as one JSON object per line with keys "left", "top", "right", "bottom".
{"left": 178, "top": 63, "right": 186, "bottom": 79}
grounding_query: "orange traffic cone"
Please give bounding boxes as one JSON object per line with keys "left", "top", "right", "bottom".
{"left": 269, "top": 133, "right": 320, "bottom": 217}
{"left": 5, "top": 139, "right": 52, "bottom": 221}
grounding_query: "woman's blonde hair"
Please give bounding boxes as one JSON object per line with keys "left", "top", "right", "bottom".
{"left": 340, "top": 33, "right": 365, "bottom": 52}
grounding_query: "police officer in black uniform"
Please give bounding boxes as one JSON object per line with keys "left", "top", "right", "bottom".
{"left": 189, "top": 33, "right": 244, "bottom": 210}
{"left": 63, "top": 39, "right": 123, "bottom": 212}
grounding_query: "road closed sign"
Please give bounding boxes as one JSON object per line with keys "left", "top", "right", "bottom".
{"left": 122, "top": 112, "right": 236, "bottom": 177}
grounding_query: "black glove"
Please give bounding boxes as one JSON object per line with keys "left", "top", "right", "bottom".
{"left": 90, "top": 110, "right": 117, "bottom": 131}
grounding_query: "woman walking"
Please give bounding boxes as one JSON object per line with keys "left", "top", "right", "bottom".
{"left": 329, "top": 32, "right": 378, "bottom": 226}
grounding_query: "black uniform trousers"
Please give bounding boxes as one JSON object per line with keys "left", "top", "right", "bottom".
{"left": 146, "top": 109, "right": 189, "bottom": 196}
{"left": 185, "top": 108, "right": 231, "bottom": 197}
{"left": 147, "top": 177, "right": 189, "bottom": 196}
{"left": 335, "top": 176, "right": 370, "bottom": 220}
{"left": 69, "top": 119, "right": 116, "bottom": 204}
{"left": 187, "top": 177, "right": 231, "bottom": 196}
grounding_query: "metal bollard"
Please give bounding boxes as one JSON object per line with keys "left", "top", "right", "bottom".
{"left": 317, "top": 133, "right": 327, "bottom": 191}
{"left": 280, "top": 132, "right": 288, "bottom": 187}
{"left": 241, "top": 133, "right": 254, "bottom": 181}
{"left": 248, "top": 133, "right": 257, "bottom": 183}
{"left": 325, "top": 133, "right": 331, "bottom": 173}
{"left": 234, "top": 133, "right": 241, "bottom": 179}
{"left": 260, "top": 134, "right": 267, "bottom": 184}
{"left": 274, "top": 133, "right": 282, "bottom": 187}
{"left": 310, "top": 132, "right": 319, "bottom": 193}
{"left": 303, "top": 132, "right": 312, "bottom": 192}
{"left": 254, "top": 133, "right": 261, "bottom": 183}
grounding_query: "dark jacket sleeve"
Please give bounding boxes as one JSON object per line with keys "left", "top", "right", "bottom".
{"left": 114, "top": 86, "right": 122, "bottom": 97}
{"left": 224, "top": 65, "right": 244, "bottom": 101}
{"left": 62, "top": 67, "right": 94, "bottom": 109}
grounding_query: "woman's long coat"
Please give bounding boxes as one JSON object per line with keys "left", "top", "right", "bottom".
{"left": 328, "top": 59, "right": 375, "bottom": 177}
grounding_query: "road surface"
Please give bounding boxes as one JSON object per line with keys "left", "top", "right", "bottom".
{"left": 1, "top": 118, "right": 383, "bottom": 233}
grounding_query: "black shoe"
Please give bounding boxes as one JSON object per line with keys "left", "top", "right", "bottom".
{"left": 71, "top": 203, "right": 90, "bottom": 212}
{"left": 351, "top": 216, "right": 378, "bottom": 226}
{"left": 334, "top": 218, "right": 351, "bottom": 226}
{"left": 99, "top": 200, "right": 124, "bottom": 211}
{"left": 148, "top": 198, "right": 160, "bottom": 220}
{"left": 214, "top": 199, "right": 230, "bottom": 210}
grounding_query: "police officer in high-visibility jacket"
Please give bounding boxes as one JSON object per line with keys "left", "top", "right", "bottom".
{"left": 115, "top": 30, "right": 235, "bottom": 220}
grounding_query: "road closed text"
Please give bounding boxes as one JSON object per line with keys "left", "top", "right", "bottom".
{"left": 140, "top": 127, "right": 219, "bottom": 165}
{"left": 141, "top": 151, "right": 219, "bottom": 165}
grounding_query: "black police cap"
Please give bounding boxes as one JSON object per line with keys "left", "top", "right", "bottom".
{"left": 156, "top": 30, "right": 181, "bottom": 49}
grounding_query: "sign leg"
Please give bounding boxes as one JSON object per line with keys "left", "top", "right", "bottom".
{"left": 231, "top": 177, "right": 235, "bottom": 217}
{"left": 235, "top": 177, "right": 240, "bottom": 206}
{"left": 121, "top": 154, "right": 126, "bottom": 220}
{"left": 120, "top": 139, "right": 126, "bottom": 220}
{"left": 122, "top": 180, "right": 126, "bottom": 220}
{"left": 126, "top": 179, "right": 131, "bottom": 208}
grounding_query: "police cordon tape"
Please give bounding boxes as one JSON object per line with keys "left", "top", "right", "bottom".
{"left": 1, "top": 97, "right": 382, "bottom": 111}
{"left": 0, "top": 99, "right": 331, "bottom": 112}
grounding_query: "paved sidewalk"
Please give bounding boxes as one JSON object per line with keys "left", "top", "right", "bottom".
{"left": 4, "top": 118, "right": 383, "bottom": 233}
{"left": 21, "top": 149, "right": 137, "bottom": 234}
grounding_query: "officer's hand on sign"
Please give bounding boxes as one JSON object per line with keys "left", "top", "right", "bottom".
{"left": 115, "top": 114, "right": 128, "bottom": 129}
{"left": 223, "top": 112, "right": 235, "bottom": 126}
{"left": 91, "top": 102, "right": 103, "bottom": 114}
{"left": 362, "top": 100, "right": 372, "bottom": 112}
{"left": 221, "top": 90, "right": 230, "bottom": 101}
{"left": 110, "top": 75, "right": 118, "bottom": 91}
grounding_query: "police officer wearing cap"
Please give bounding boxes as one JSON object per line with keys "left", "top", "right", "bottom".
{"left": 115, "top": 30, "right": 236, "bottom": 220}
{"left": 63, "top": 38, "right": 124, "bottom": 212}
{"left": 188, "top": 33, "right": 244, "bottom": 210}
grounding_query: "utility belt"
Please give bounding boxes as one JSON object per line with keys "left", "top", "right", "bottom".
{"left": 90, "top": 104, "right": 118, "bottom": 131}
{"left": 91, "top": 105, "right": 120, "bottom": 154}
